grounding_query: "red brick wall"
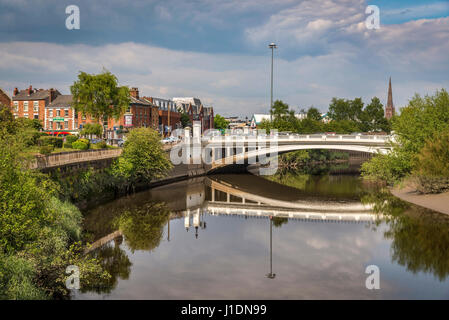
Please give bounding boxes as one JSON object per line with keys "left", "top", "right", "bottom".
{"left": 12, "top": 98, "right": 48, "bottom": 124}
{"left": 0, "top": 90, "right": 11, "bottom": 107}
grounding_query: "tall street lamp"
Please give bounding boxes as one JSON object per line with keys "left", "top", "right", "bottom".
{"left": 268, "top": 43, "right": 277, "bottom": 122}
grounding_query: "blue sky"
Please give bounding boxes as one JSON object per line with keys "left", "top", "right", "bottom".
{"left": 0, "top": 0, "right": 448, "bottom": 117}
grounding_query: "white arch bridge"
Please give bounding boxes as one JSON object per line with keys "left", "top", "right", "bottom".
{"left": 173, "top": 132, "right": 394, "bottom": 170}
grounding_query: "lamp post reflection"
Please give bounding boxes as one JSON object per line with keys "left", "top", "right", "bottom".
{"left": 266, "top": 216, "right": 276, "bottom": 279}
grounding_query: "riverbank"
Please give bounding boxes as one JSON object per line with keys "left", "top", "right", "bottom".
{"left": 391, "top": 182, "right": 449, "bottom": 215}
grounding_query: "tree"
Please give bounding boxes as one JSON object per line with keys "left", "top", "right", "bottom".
{"left": 213, "top": 114, "right": 229, "bottom": 130}
{"left": 81, "top": 123, "right": 103, "bottom": 139}
{"left": 362, "top": 89, "right": 449, "bottom": 184}
{"left": 413, "top": 127, "right": 449, "bottom": 193}
{"left": 71, "top": 70, "right": 130, "bottom": 138}
{"left": 328, "top": 97, "right": 363, "bottom": 122}
{"left": 180, "top": 112, "right": 191, "bottom": 128}
{"left": 360, "top": 97, "right": 390, "bottom": 132}
{"left": 270, "top": 100, "right": 289, "bottom": 119}
{"left": 306, "top": 107, "right": 322, "bottom": 121}
{"left": 112, "top": 127, "right": 173, "bottom": 188}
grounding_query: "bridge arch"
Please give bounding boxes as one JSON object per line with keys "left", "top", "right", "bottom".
{"left": 210, "top": 143, "right": 389, "bottom": 171}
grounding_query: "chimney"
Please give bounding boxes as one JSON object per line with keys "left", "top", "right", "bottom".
{"left": 28, "top": 85, "right": 32, "bottom": 95}
{"left": 49, "top": 88, "right": 58, "bottom": 103}
{"left": 13, "top": 88, "right": 19, "bottom": 96}
{"left": 130, "top": 87, "right": 139, "bottom": 99}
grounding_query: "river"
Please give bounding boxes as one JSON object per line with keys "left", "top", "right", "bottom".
{"left": 73, "top": 165, "right": 449, "bottom": 299}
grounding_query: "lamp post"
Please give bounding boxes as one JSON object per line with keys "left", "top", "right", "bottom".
{"left": 268, "top": 43, "right": 277, "bottom": 122}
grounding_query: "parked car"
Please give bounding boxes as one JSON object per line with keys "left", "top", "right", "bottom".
{"left": 89, "top": 138, "right": 103, "bottom": 144}
{"left": 162, "top": 137, "right": 174, "bottom": 144}
{"left": 117, "top": 139, "right": 125, "bottom": 147}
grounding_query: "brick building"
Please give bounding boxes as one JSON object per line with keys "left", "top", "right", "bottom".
{"left": 143, "top": 96, "right": 182, "bottom": 136}
{"left": 46, "top": 95, "right": 78, "bottom": 131}
{"left": 0, "top": 87, "right": 11, "bottom": 107}
{"left": 106, "top": 88, "right": 159, "bottom": 141}
{"left": 11, "top": 86, "right": 60, "bottom": 122}
{"left": 172, "top": 97, "right": 214, "bottom": 133}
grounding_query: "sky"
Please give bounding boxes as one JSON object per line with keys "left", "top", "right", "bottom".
{"left": 0, "top": 0, "right": 448, "bottom": 117}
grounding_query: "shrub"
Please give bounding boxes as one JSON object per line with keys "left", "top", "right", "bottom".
{"left": 72, "top": 141, "right": 89, "bottom": 150}
{"left": 39, "top": 145, "right": 54, "bottom": 155}
{"left": 0, "top": 254, "right": 47, "bottom": 300}
{"left": 413, "top": 128, "right": 449, "bottom": 193}
{"left": 38, "top": 136, "right": 63, "bottom": 148}
{"left": 92, "top": 141, "right": 107, "bottom": 149}
{"left": 111, "top": 127, "right": 172, "bottom": 187}
{"left": 78, "top": 138, "right": 90, "bottom": 148}
{"left": 63, "top": 142, "right": 72, "bottom": 149}
{"left": 66, "top": 135, "right": 78, "bottom": 144}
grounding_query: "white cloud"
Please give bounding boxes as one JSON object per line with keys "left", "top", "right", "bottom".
{"left": 0, "top": 1, "right": 448, "bottom": 117}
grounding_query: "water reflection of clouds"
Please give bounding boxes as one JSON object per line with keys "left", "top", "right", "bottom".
{"left": 82, "top": 216, "right": 393, "bottom": 299}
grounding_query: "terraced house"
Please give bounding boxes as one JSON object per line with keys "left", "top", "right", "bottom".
{"left": 11, "top": 86, "right": 60, "bottom": 122}
{"left": 0, "top": 87, "right": 11, "bottom": 107}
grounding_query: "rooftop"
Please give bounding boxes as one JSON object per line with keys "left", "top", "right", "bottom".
{"left": 47, "top": 95, "right": 73, "bottom": 108}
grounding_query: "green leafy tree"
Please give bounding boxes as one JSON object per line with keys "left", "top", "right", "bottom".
{"left": 112, "top": 127, "right": 172, "bottom": 188}
{"left": 180, "top": 111, "right": 191, "bottom": 128}
{"left": 270, "top": 100, "right": 290, "bottom": 119}
{"left": 328, "top": 97, "right": 363, "bottom": 122}
{"left": 359, "top": 97, "right": 390, "bottom": 132}
{"left": 306, "top": 107, "right": 322, "bottom": 121}
{"left": 71, "top": 70, "right": 130, "bottom": 137}
{"left": 81, "top": 123, "right": 103, "bottom": 139}
{"left": 362, "top": 89, "right": 449, "bottom": 184}
{"left": 213, "top": 114, "right": 229, "bottom": 130}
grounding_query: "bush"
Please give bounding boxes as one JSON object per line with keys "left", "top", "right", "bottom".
{"left": 0, "top": 254, "right": 47, "bottom": 300}
{"left": 414, "top": 128, "right": 449, "bottom": 193}
{"left": 78, "top": 138, "right": 90, "bottom": 148}
{"left": 38, "top": 136, "right": 63, "bottom": 148}
{"left": 92, "top": 141, "right": 107, "bottom": 149}
{"left": 63, "top": 142, "right": 72, "bottom": 149}
{"left": 39, "top": 145, "right": 54, "bottom": 155}
{"left": 72, "top": 141, "right": 89, "bottom": 150}
{"left": 111, "top": 127, "right": 172, "bottom": 187}
{"left": 66, "top": 135, "right": 78, "bottom": 144}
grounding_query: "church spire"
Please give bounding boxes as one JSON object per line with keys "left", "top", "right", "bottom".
{"left": 385, "top": 77, "right": 395, "bottom": 120}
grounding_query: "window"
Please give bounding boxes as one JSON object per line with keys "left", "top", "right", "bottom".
{"left": 57, "top": 122, "right": 62, "bottom": 130}
{"left": 56, "top": 110, "right": 60, "bottom": 117}
{"left": 13, "top": 102, "right": 18, "bottom": 112}
{"left": 49, "top": 109, "right": 53, "bottom": 117}
{"left": 23, "top": 101, "right": 28, "bottom": 112}
{"left": 33, "top": 101, "right": 39, "bottom": 112}
{"left": 64, "top": 109, "right": 69, "bottom": 117}
{"left": 64, "top": 121, "right": 68, "bottom": 129}
{"left": 49, "top": 121, "right": 53, "bottom": 129}
{"left": 34, "top": 114, "right": 39, "bottom": 120}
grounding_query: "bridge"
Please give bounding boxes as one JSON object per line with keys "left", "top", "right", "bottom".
{"left": 172, "top": 125, "right": 394, "bottom": 171}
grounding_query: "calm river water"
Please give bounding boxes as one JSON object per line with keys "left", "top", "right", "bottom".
{"left": 74, "top": 166, "right": 449, "bottom": 299}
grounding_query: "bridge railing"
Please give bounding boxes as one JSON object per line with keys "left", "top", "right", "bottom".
{"left": 205, "top": 134, "right": 390, "bottom": 143}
